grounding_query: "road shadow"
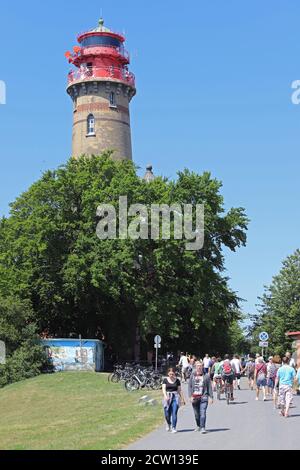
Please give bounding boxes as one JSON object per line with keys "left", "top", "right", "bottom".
{"left": 206, "top": 428, "right": 230, "bottom": 433}
{"left": 229, "top": 401, "right": 248, "bottom": 405}
{"left": 177, "top": 429, "right": 196, "bottom": 433}
{"left": 287, "top": 414, "right": 300, "bottom": 418}
{"left": 177, "top": 428, "right": 230, "bottom": 433}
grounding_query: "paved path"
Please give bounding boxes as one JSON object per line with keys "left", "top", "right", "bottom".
{"left": 128, "top": 379, "right": 300, "bottom": 450}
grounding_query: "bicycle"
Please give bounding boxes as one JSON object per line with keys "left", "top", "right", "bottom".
{"left": 222, "top": 375, "right": 233, "bottom": 404}
{"left": 215, "top": 376, "right": 223, "bottom": 400}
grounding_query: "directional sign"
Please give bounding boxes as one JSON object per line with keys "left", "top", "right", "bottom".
{"left": 259, "top": 341, "right": 268, "bottom": 348}
{"left": 154, "top": 335, "right": 161, "bottom": 344}
{"left": 154, "top": 344, "right": 161, "bottom": 349}
{"left": 259, "top": 332, "right": 269, "bottom": 342}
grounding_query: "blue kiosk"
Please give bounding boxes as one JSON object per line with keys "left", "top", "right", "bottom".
{"left": 41, "top": 338, "right": 104, "bottom": 372}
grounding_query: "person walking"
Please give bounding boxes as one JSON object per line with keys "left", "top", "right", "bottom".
{"left": 203, "top": 354, "right": 211, "bottom": 375}
{"left": 266, "top": 356, "right": 277, "bottom": 397}
{"left": 254, "top": 357, "right": 267, "bottom": 401}
{"left": 245, "top": 357, "right": 255, "bottom": 390}
{"left": 162, "top": 367, "right": 186, "bottom": 433}
{"left": 231, "top": 355, "right": 242, "bottom": 390}
{"left": 274, "top": 356, "right": 296, "bottom": 418}
{"left": 177, "top": 352, "right": 189, "bottom": 383}
{"left": 285, "top": 351, "right": 296, "bottom": 369}
{"left": 188, "top": 361, "right": 213, "bottom": 434}
{"left": 272, "top": 355, "right": 282, "bottom": 409}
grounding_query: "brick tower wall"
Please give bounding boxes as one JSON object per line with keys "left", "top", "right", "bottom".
{"left": 67, "top": 80, "right": 135, "bottom": 160}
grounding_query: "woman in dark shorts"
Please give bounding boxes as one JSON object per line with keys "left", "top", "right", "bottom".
{"left": 162, "top": 367, "right": 186, "bottom": 433}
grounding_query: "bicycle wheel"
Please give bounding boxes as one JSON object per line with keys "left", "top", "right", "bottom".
{"left": 110, "top": 372, "right": 121, "bottom": 383}
{"left": 124, "top": 378, "right": 140, "bottom": 392}
{"left": 152, "top": 377, "right": 163, "bottom": 390}
{"left": 226, "top": 387, "right": 230, "bottom": 404}
{"left": 217, "top": 384, "right": 221, "bottom": 400}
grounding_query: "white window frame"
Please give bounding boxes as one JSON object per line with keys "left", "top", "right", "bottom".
{"left": 109, "top": 91, "right": 117, "bottom": 108}
{"left": 87, "top": 114, "right": 96, "bottom": 136}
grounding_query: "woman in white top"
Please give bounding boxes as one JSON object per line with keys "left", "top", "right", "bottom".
{"left": 231, "top": 355, "right": 242, "bottom": 390}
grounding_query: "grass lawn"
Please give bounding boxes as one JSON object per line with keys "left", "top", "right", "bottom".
{"left": 0, "top": 372, "right": 163, "bottom": 450}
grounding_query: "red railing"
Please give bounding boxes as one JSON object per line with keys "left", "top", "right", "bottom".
{"left": 67, "top": 66, "right": 135, "bottom": 87}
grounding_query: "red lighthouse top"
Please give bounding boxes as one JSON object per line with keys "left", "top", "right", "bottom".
{"left": 66, "top": 19, "right": 135, "bottom": 89}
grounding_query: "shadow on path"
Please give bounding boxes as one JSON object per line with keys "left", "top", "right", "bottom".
{"left": 177, "top": 428, "right": 230, "bottom": 434}
{"left": 230, "top": 401, "right": 248, "bottom": 405}
{"left": 206, "top": 428, "right": 230, "bottom": 433}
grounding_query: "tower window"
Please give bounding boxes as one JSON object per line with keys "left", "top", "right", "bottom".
{"left": 109, "top": 91, "right": 117, "bottom": 107}
{"left": 87, "top": 114, "right": 95, "bottom": 135}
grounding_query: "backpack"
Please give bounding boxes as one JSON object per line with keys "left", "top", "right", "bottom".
{"left": 223, "top": 361, "right": 233, "bottom": 376}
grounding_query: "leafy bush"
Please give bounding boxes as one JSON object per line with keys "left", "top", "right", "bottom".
{"left": 0, "top": 298, "right": 46, "bottom": 387}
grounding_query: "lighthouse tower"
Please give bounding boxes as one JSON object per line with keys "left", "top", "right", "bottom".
{"left": 66, "top": 19, "right": 136, "bottom": 160}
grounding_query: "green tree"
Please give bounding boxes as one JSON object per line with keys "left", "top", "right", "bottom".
{"left": 0, "top": 155, "right": 249, "bottom": 360}
{"left": 0, "top": 297, "right": 45, "bottom": 387}
{"left": 250, "top": 249, "right": 300, "bottom": 355}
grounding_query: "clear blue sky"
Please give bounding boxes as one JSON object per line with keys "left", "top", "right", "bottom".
{"left": 1, "top": 0, "right": 300, "bottom": 324}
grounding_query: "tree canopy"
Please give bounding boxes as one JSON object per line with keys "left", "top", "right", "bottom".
{"left": 0, "top": 154, "right": 249, "bottom": 360}
{"left": 249, "top": 249, "right": 300, "bottom": 355}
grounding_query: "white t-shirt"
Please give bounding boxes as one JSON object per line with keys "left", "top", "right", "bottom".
{"left": 203, "top": 357, "right": 211, "bottom": 368}
{"left": 289, "top": 358, "right": 296, "bottom": 368}
{"left": 231, "top": 358, "right": 241, "bottom": 373}
{"left": 179, "top": 356, "right": 189, "bottom": 368}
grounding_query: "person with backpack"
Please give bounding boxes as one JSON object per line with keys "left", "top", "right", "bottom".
{"left": 220, "top": 354, "right": 235, "bottom": 401}
{"left": 254, "top": 357, "right": 267, "bottom": 401}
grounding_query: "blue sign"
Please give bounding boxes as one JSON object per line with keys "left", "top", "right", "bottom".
{"left": 259, "top": 332, "right": 269, "bottom": 342}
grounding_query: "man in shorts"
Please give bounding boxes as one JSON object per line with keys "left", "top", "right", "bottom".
{"left": 220, "top": 354, "right": 235, "bottom": 401}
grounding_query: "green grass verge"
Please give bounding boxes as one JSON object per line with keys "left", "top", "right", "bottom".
{"left": 0, "top": 372, "right": 163, "bottom": 450}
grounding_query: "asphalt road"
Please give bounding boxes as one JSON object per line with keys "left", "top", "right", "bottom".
{"left": 128, "top": 378, "right": 300, "bottom": 450}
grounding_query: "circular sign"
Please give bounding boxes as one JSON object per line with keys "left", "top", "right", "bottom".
{"left": 259, "top": 332, "right": 269, "bottom": 342}
{"left": 154, "top": 335, "right": 161, "bottom": 344}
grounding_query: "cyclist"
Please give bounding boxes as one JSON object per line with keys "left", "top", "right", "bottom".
{"left": 220, "top": 354, "right": 235, "bottom": 401}
{"left": 231, "top": 354, "right": 242, "bottom": 390}
{"left": 212, "top": 356, "right": 223, "bottom": 395}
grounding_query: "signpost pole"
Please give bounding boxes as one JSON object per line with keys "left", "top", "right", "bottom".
{"left": 154, "top": 335, "right": 161, "bottom": 373}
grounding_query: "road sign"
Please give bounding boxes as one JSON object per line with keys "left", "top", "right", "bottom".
{"left": 259, "top": 341, "right": 268, "bottom": 347}
{"left": 154, "top": 344, "right": 161, "bottom": 349}
{"left": 154, "top": 335, "right": 161, "bottom": 344}
{"left": 259, "top": 332, "right": 269, "bottom": 342}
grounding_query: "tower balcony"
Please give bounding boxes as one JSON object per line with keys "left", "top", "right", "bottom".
{"left": 67, "top": 66, "right": 135, "bottom": 88}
